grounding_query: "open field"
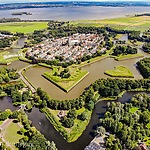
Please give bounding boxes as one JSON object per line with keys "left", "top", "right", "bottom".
{"left": 4, "top": 122, "right": 23, "bottom": 147}
{"left": 43, "top": 66, "right": 89, "bottom": 92}
{"left": 0, "top": 22, "right": 48, "bottom": 33}
{"left": 105, "top": 65, "right": 134, "bottom": 78}
{"left": 71, "top": 15, "right": 150, "bottom": 32}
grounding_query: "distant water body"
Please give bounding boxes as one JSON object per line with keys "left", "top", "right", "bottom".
{"left": 0, "top": 6, "right": 150, "bottom": 21}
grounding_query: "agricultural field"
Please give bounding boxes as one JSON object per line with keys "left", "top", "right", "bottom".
{"left": 0, "top": 22, "right": 48, "bottom": 33}
{"left": 71, "top": 15, "right": 150, "bottom": 32}
{"left": 105, "top": 65, "right": 134, "bottom": 78}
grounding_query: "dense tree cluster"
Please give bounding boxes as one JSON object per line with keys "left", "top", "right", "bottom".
{"left": 36, "top": 87, "right": 84, "bottom": 110}
{"left": 99, "top": 93, "right": 150, "bottom": 149}
{"left": 16, "top": 130, "right": 57, "bottom": 150}
{"left": 11, "top": 90, "right": 31, "bottom": 103}
{"left": 0, "top": 67, "right": 20, "bottom": 83}
{"left": 1, "top": 82, "right": 24, "bottom": 96}
{"left": 128, "top": 30, "right": 150, "bottom": 42}
{"left": 137, "top": 57, "right": 150, "bottom": 78}
{"left": 142, "top": 42, "right": 150, "bottom": 53}
{"left": 112, "top": 45, "right": 137, "bottom": 56}
{"left": 0, "top": 35, "right": 17, "bottom": 49}
{"left": 0, "top": 109, "right": 12, "bottom": 121}
{"left": 92, "top": 78, "right": 150, "bottom": 97}
{"left": 0, "top": 38, "right": 11, "bottom": 48}
{"left": 36, "top": 78, "right": 150, "bottom": 111}
{"left": 54, "top": 68, "right": 71, "bottom": 79}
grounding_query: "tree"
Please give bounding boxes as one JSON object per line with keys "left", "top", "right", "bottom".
{"left": 78, "top": 111, "right": 88, "bottom": 121}
{"left": 67, "top": 109, "right": 76, "bottom": 119}
{"left": 61, "top": 117, "right": 74, "bottom": 128}
{"left": 96, "top": 126, "right": 106, "bottom": 136}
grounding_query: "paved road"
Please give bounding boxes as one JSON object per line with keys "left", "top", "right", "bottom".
{"left": 18, "top": 65, "right": 36, "bottom": 93}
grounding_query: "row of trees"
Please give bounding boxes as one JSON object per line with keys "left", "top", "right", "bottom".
{"left": 36, "top": 78, "right": 150, "bottom": 112}
{"left": 137, "top": 57, "right": 150, "bottom": 78}
{"left": 142, "top": 42, "right": 150, "bottom": 53}
{"left": 99, "top": 93, "right": 150, "bottom": 149}
{"left": 0, "top": 82, "right": 24, "bottom": 96}
{"left": 112, "top": 45, "right": 137, "bottom": 56}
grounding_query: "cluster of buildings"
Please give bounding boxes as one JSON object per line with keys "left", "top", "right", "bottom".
{"left": 26, "top": 33, "right": 105, "bottom": 62}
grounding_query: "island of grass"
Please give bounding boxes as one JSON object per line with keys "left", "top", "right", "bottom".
{"left": 42, "top": 66, "right": 89, "bottom": 92}
{"left": 105, "top": 65, "right": 134, "bottom": 78}
{"left": 43, "top": 107, "right": 92, "bottom": 143}
{"left": 0, "top": 22, "right": 48, "bottom": 33}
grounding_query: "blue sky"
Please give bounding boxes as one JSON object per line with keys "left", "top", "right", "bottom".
{"left": 0, "top": 0, "right": 148, "bottom": 4}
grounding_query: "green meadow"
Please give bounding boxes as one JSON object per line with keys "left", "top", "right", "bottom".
{"left": 71, "top": 15, "right": 150, "bottom": 32}
{"left": 0, "top": 22, "right": 48, "bottom": 33}
{"left": 105, "top": 65, "right": 134, "bottom": 78}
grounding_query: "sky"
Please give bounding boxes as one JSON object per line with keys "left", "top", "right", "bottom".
{"left": 0, "top": 0, "right": 149, "bottom": 4}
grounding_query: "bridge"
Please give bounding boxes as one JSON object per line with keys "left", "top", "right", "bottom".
{"left": 18, "top": 65, "right": 36, "bottom": 93}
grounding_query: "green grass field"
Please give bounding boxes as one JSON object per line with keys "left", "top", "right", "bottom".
{"left": 0, "top": 121, "right": 3, "bottom": 125}
{"left": 147, "top": 122, "right": 150, "bottom": 128}
{"left": 4, "top": 122, "right": 23, "bottom": 147}
{"left": 0, "top": 22, "right": 48, "bottom": 33}
{"left": 105, "top": 65, "right": 134, "bottom": 78}
{"left": 114, "top": 53, "right": 144, "bottom": 61}
{"left": 70, "top": 15, "right": 150, "bottom": 32}
{"left": 43, "top": 66, "right": 89, "bottom": 92}
{"left": 129, "top": 107, "right": 139, "bottom": 113}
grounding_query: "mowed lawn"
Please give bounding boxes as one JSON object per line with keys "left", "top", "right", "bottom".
{"left": 71, "top": 16, "right": 150, "bottom": 32}
{"left": 105, "top": 65, "right": 134, "bottom": 78}
{"left": 4, "top": 122, "right": 23, "bottom": 147}
{"left": 0, "top": 22, "right": 48, "bottom": 33}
